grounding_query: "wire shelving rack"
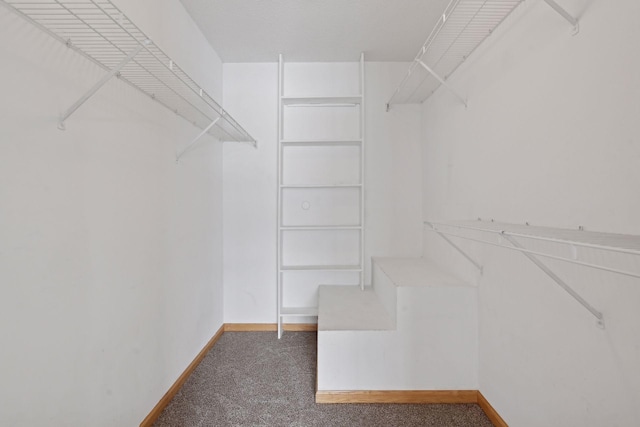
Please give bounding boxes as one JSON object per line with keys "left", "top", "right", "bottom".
{"left": 0, "top": 0, "right": 256, "bottom": 149}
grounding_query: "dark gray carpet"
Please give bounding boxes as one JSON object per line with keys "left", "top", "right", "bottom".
{"left": 153, "top": 332, "right": 493, "bottom": 427}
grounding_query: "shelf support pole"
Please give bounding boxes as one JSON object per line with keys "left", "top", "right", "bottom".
{"left": 502, "top": 234, "right": 604, "bottom": 328}
{"left": 417, "top": 60, "right": 467, "bottom": 108}
{"left": 58, "top": 40, "right": 150, "bottom": 130}
{"left": 425, "top": 222, "right": 483, "bottom": 273}
{"left": 543, "top": 0, "right": 579, "bottom": 33}
{"left": 176, "top": 115, "right": 222, "bottom": 162}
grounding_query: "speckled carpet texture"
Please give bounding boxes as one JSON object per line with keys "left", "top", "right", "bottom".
{"left": 153, "top": 331, "right": 492, "bottom": 427}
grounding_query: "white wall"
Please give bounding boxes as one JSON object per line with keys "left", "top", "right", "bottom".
{"left": 222, "top": 61, "right": 422, "bottom": 323}
{"left": 0, "top": 1, "right": 225, "bottom": 425}
{"left": 421, "top": 0, "right": 640, "bottom": 425}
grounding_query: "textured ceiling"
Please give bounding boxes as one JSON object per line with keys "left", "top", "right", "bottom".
{"left": 180, "top": 0, "right": 451, "bottom": 62}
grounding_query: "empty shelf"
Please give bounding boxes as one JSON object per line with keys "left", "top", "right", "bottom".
{"left": 280, "top": 265, "right": 363, "bottom": 272}
{"left": 280, "top": 139, "right": 363, "bottom": 146}
{"left": 280, "top": 307, "right": 319, "bottom": 317}
{"left": 282, "top": 95, "right": 362, "bottom": 106}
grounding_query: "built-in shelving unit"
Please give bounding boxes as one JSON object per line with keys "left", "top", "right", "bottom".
{"left": 0, "top": 0, "right": 255, "bottom": 150}
{"left": 425, "top": 220, "right": 640, "bottom": 329}
{"left": 277, "top": 54, "right": 365, "bottom": 338}
{"left": 387, "top": 0, "right": 579, "bottom": 109}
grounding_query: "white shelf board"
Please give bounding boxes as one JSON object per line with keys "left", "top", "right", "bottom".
{"left": 280, "top": 225, "right": 362, "bottom": 231}
{"left": 0, "top": 0, "right": 255, "bottom": 144}
{"left": 280, "top": 307, "right": 319, "bottom": 316}
{"left": 280, "top": 139, "right": 362, "bottom": 146}
{"left": 280, "top": 265, "right": 363, "bottom": 272}
{"left": 280, "top": 184, "right": 362, "bottom": 189}
{"left": 281, "top": 95, "right": 362, "bottom": 106}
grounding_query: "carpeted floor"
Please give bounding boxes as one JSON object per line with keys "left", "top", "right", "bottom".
{"left": 153, "top": 331, "right": 493, "bottom": 427}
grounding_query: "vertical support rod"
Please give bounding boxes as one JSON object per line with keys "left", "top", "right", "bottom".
{"left": 277, "top": 53, "right": 284, "bottom": 339}
{"left": 425, "top": 222, "right": 483, "bottom": 272}
{"left": 502, "top": 234, "right": 604, "bottom": 327}
{"left": 175, "top": 115, "right": 221, "bottom": 162}
{"left": 58, "top": 40, "right": 149, "bottom": 130}
{"left": 417, "top": 60, "right": 467, "bottom": 107}
{"left": 359, "top": 52, "right": 366, "bottom": 291}
{"left": 543, "top": 0, "right": 579, "bottom": 31}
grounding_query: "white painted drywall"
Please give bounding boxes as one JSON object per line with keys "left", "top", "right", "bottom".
{"left": 221, "top": 62, "right": 422, "bottom": 323}
{"left": 0, "top": 1, "right": 225, "bottom": 425}
{"left": 421, "top": 0, "right": 640, "bottom": 425}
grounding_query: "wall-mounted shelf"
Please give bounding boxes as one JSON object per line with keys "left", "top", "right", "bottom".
{"left": 280, "top": 265, "right": 363, "bottom": 272}
{"left": 277, "top": 54, "right": 366, "bottom": 338}
{"left": 425, "top": 220, "right": 640, "bottom": 329}
{"left": 0, "top": 0, "right": 256, "bottom": 152}
{"left": 387, "top": 0, "right": 579, "bottom": 109}
{"left": 282, "top": 96, "right": 362, "bottom": 106}
{"left": 280, "top": 139, "right": 363, "bottom": 147}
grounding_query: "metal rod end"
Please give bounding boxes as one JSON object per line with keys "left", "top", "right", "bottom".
{"left": 57, "top": 121, "right": 66, "bottom": 131}
{"left": 572, "top": 22, "right": 580, "bottom": 36}
{"left": 596, "top": 317, "right": 605, "bottom": 329}
{"left": 386, "top": 103, "right": 390, "bottom": 112}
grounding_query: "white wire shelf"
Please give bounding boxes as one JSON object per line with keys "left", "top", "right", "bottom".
{"left": 387, "top": 0, "right": 523, "bottom": 107}
{"left": 425, "top": 219, "right": 640, "bottom": 329}
{"left": 1, "top": 0, "right": 256, "bottom": 146}
{"left": 429, "top": 220, "right": 640, "bottom": 257}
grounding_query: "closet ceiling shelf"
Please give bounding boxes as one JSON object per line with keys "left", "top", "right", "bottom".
{"left": 0, "top": 0, "right": 256, "bottom": 146}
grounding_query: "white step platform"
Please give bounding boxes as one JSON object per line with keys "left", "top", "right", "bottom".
{"left": 317, "top": 257, "right": 478, "bottom": 391}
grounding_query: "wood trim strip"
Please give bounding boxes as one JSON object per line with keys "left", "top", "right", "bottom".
{"left": 224, "top": 323, "right": 318, "bottom": 332}
{"left": 139, "top": 325, "right": 225, "bottom": 427}
{"left": 477, "top": 391, "right": 508, "bottom": 427}
{"left": 315, "top": 390, "right": 478, "bottom": 404}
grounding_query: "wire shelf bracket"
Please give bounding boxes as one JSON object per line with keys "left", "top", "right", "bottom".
{"left": 543, "top": 0, "right": 579, "bottom": 34}
{"left": 425, "top": 221, "right": 482, "bottom": 273}
{"left": 501, "top": 233, "right": 604, "bottom": 328}
{"left": 58, "top": 40, "right": 149, "bottom": 130}
{"left": 176, "top": 115, "right": 222, "bottom": 162}
{"left": 1, "top": 0, "right": 256, "bottom": 149}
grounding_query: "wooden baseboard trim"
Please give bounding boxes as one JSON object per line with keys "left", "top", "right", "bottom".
{"left": 315, "top": 390, "right": 478, "bottom": 404}
{"left": 224, "top": 323, "right": 317, "bottom": 332}
{"left": 477, "top": 391, "right": 508, "bottom": 427}
{"left": 139, "top": 325, "right": 224, "bottom": 427}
